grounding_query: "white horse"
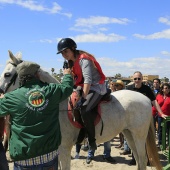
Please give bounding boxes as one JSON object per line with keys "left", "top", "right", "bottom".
{"left": 0, "top": 50, "right": 162, "bottom": 170}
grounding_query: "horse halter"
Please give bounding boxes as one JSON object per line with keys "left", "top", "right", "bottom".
{"left": 4, "top": 61, "right": 22, "bottom": 93}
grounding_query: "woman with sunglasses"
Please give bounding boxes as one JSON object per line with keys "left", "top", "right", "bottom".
{"left": 126, "top": 71, "right": 167, "bottom": 165}
{"left": 152, "top": 83, "right": 170, "bottom": 148}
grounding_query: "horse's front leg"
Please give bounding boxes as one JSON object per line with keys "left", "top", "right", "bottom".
{"left": 58, "top": 145, "right": 73, "bottom": 170}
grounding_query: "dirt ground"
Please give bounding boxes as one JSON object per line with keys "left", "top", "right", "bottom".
{"left": 8, "top": 136, "right": 168, "bottom": 170}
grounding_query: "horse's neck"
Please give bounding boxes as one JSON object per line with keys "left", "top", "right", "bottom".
{"left": 60, "top": 99, "right": 68, "bottom": 111}
{"left": 38, "top": 69, "right": 60, "bottom": 84}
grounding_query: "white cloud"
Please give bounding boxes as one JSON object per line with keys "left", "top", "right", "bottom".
{"left": 133, "top": 29, "right": 170, "bottom": 39}
{"left": 70, "top": 33, "right": 126, "bottom": 43}
{"left": 74, "top": 16, "right": 131, "bottom": 27}
{"left": 39, "top": 39, "right": 53, "bottom": 43}
{"left": 0, "top": 0, "right": 72, "bottom": 17}
{"left": 161, "top": 51, "right": 170, "bottom": 56}
{"left": 98, "top": 55, "right": 170, "bottom": 79}
{"left": 159, "top": 16, "right": 170, "bottom": 25}
{"left": 69, "top": 27, "right": 91, "bottom": 33}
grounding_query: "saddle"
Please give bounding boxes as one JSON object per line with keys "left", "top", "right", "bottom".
{"left": 68, "top": 88, "right": 111, "bottom": 144}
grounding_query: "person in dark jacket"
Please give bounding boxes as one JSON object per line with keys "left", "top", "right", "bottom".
{"left": 0, "top": 61, "right": 73, "bottom": 170}
{"left": 126, "top": 71, "right": 167, "bottom": 166}
{"left": 0, "top": 88, "right": 9, "bottom": 170}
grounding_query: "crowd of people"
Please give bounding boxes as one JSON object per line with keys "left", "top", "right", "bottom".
{"left": 0, "top": 38, "right": 170, "bottom": 170}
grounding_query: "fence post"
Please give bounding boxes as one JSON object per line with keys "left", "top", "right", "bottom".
{"left": 161, "top": 117, "right": 170, "bottom": 170}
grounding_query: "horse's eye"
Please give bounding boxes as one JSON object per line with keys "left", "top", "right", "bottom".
{"left": 4, "top": 73, "right": 11, "bottom": 77}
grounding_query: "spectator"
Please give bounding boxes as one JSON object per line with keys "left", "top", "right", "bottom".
{"left": 0, "top": 61, "right": 73, "bottom": 170}
{"left": 114, "top": 80, "right": 125, "bottom": 149}
{"left": 0, "top": 88, "right": 9, "bottom": 170}
{"left": 109, "top": 79, "right": 117, "bottom": 92}
{"left": 126, "top": 71, "right": 167, "bottom": 165}
{"left": 152, "top": 78, "right": 161, "bottom": 131}
{"left": 152, "top": 83, "right": 170, "bottom": 147}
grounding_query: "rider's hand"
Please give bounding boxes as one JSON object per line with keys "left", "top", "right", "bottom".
{"left": 63, "top": 68, "right": 72, "bottom": 75}
{"left": 76, "top": 97, "right": 86, "bottom": 108}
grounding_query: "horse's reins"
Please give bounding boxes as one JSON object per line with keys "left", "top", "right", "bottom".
{"left": 4, "top": 63, "right": 18, "bottom": 93}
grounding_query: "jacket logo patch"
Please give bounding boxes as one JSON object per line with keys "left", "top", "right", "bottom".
{"left": 28, "top": 91, "right": 45, "bottom": 108}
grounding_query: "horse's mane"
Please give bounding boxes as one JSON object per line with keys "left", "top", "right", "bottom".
{"left": 38, "top": 68, "right": 60, "bottom": 84}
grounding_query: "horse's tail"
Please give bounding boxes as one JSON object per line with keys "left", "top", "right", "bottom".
{"left": 146, "top": 117, "right": 162, "bottom": 170}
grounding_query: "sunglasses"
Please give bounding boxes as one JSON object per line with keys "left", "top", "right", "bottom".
{"left": 134, "top": 78, "right": 141, "bottom": 81}
{"left": 163, "top": 87, "right": 169, "bottom": 90}
{"left": 114, "top": 84, "right": 120, "bottom": 87}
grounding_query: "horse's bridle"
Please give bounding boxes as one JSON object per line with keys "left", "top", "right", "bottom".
{"left": 4, "top": 61, "right": 22, "bottom": 93}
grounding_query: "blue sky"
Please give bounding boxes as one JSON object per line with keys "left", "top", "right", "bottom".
{"left": 0, "top": 0, "right": 170, "bottom": 79}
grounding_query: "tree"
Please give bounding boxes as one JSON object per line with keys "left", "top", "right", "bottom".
{"left": 115, "top": 73, "right": 121, "bottom": 79}
{"left": 51, "top": 68, "right": 55, "bottom": 75}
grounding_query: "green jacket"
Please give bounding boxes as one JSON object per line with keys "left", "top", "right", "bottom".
{"left": 0, "top": 74, "right": 73, "bottom": 161}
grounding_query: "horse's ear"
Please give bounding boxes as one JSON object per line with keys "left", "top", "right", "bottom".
{"left": 8, "top": 50, "right": 21, "bottom": 65}
{"left": 15, "top": 51, "right": 22, "bottom": 60}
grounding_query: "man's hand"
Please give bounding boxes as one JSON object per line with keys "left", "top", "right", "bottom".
{"left": 161, "top": 113, "right": 168, "bottom": 119}
{"left": 0, "top": 93, "right": 4, "bottom": 98}
{"left": 63, "top": 68, "right": 72, "bottom": 75}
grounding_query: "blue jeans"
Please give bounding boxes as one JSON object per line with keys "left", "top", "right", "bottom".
{"left": 124, "top": 138, "right": 130, "bottom": 152}
{"left": 14, "top": 156, "right": 58, "bottom": 170}
{"left": 0, "top": 141, "right": 9, "bottom": 170}
{"left": 103, "top": 141, "right": 111, "bottom": 158}
{"left": 158, "top": 116, "right": 163, "bottom": 145}
{"left": 88, "top": 141, "right": 111, "bottom": 158}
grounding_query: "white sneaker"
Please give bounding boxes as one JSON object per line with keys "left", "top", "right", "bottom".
{"left": 75, "top": 153, "right": 80, "bottom": 159}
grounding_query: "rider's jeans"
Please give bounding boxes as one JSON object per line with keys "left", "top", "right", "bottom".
{"left": 14, "top": 156, "right": 58, "bottom": 170}
{"left": 0, "top": 141, "right": 9, "bottom": 170}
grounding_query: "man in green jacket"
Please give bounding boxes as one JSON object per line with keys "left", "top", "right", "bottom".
{"left": 0, "top": 61, "right": 73, "bottom": 170}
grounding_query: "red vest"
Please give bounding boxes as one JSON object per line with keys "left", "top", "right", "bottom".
{"left": 72, "top": 53, "right": 106, "bottom": 86}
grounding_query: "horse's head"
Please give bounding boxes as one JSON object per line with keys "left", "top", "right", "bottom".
{"left": 0, "top": 50, "right": 22, "bottom": 93}
{"left": 0, "top": 50, "right": 60, "bottom": 93}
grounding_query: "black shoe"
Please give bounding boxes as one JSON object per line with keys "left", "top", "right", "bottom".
{"left": 120, "top": 150, "right": 131, "bottom": 155}
{"left": 103, "top": 156, "right": 116, "bottom": 163}
{"left": 129, "top": 159, "right": 136, "bottom": 165}
{"left": 147, "top": 160, "right": 150, "bottom": 166}
{"left": 89, "top": 142, "right": 97, "bottom": 151}
{"left": 86, "top": 157, "right": 93, "bottom": 164}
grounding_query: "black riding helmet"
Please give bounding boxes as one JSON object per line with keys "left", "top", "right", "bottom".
{"left": 57, "top": 38, "right": 77, "bottom": 54}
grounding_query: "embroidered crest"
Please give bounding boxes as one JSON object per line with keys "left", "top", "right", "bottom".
{"left": 28, "top": 91, "right": 45, "bottom": 107}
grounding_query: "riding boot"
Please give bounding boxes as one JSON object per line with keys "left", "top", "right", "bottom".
{"left": 81, "top": 110, "right": 97, "bottom": 151}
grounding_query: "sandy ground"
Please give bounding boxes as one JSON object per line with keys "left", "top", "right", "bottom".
{"left": 7, "top": 136, "right": 168, "bottom": 170}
